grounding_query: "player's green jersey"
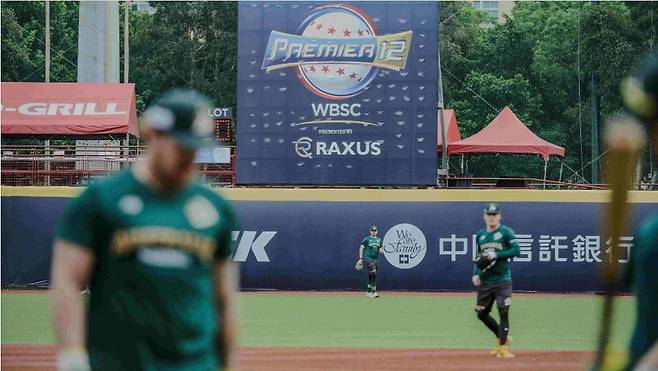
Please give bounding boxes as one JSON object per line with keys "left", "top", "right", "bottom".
{"left": 473, "top": 225, "right": 520, "bottom": 285}
{"left": 56, "top": 170, "right": 238, "bottom": 371}
{"left": 625, "top": 213, "right": 658, "bottom": 371}
{"left": 361, "top": 236, "right": 382, "bottom": 262}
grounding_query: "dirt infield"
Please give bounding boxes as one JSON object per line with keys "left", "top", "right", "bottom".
{"left": 3, "top": 345, "right": 591, "bottom": 370}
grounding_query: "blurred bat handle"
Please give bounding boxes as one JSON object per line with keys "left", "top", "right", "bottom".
{"left": 594, "top": 117, "right": 645, "bottom": 371}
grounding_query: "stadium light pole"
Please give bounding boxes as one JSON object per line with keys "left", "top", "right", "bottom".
{"left": 45, "top": 0, "right": 50, "bottom": 82}
{"left": 437, "top": 2, "right": 449, "bottom": 182}
{"left": 45, "top": 0, "right": 51, "bottom": 185}
{"left": 124, "top": 0, "right": 129, "bottom": 83}
{"left": 590, "top": 0, "right": 600, "bottom": 185}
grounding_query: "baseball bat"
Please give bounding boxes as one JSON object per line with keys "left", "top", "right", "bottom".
{"left": 593, "top": 116, "right": 646, "bottom": 371}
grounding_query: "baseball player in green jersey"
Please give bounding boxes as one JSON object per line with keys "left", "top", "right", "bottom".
{"left": 50, "top": 90, "right": 239, "bottom": 371}
{"left": 621, "top": 55, "right": 658, "bottom": 371}
{"left": 355, "top": 225, "right": 383, "bottom": 298}
{"left": 472, "top": 203, "right": 520, "bottom": 358}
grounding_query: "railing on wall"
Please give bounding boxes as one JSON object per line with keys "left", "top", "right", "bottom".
{"left": 1, "top": 145, "right": 236, "bottom": 187}
{"left": 2, "top": 145, "right": 655, "bottom": 190}
{"left": 444, "top": 176, "right": 656, "bottom": 191}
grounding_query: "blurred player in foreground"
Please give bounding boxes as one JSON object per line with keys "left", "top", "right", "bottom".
{"left": 355, "top": 225, "right": 383, "bottom": 298}
{"left": 50, "top": 90, "right": 239, "bottom": 371}
{"left": 619, "top": 55, "right": 658, "bottom": 371}
{"left": 472, "top": 203, "right": 520, "bottom": 358}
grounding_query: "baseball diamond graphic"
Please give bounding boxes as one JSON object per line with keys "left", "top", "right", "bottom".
{"left": 295, "top": 4, "right": 381, "bottom": 99}
{"left": 263, "top": 4, "right": 412, "bottom": 99}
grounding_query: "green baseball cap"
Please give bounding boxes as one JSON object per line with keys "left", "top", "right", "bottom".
{"left": 484, "top": 203, "right": 501, "bottom": 214}
{"left": 142, "top": 89, "right": 214, "bottom": 149}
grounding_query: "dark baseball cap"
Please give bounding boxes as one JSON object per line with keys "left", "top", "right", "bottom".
{"left": 142, "top": 89, "right": 214, "bottom": 149}
{"left": 484, "top": 203, "right": 501, "bottom": 214}
{"left": 370, "top": 225, "right": 378, "bottom": 231}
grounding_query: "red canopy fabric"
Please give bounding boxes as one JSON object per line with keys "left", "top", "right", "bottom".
{"left": 437, "top": 109, "right": 461, "bottom": 151}
{"left": 1, "top": 82, "right": 138, "bottom": 136}
{"left": 448, "top": 106, "right": 564, "bottom": 160}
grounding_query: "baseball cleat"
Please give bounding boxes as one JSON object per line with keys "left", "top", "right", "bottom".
{"left": 371, "top": 292, "right": 380, "bottom": 298}
{"left": 366, "top": 292, "right": 373, "bottom": 298}
{"left": 496, "top": 345, "right": 515, "bottom": 358}
{"left": 490, "top": 338, "right": 501, "bottom": 356}
{"left": 492, "top": 336, "right": 512, "bottom": 356}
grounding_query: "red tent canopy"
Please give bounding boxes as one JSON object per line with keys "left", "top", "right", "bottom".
{"left": 448, "top": 106, "right": 564, "bottom": 160}
{"left": 1, "top": 82, "right": 138, "bottom": 136}
{"left": 437, "top": 109, "right": 461, "bottom": 151}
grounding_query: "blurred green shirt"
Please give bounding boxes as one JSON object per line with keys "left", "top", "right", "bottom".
{"left": 56, "top": 170, "right": 238, "bottom": 371}
{"left": 625, "top": 213, "right": 658, "bottom": 371}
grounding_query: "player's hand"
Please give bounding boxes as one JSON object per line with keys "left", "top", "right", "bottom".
{"left": 472, "top": 275, "right": 480, "bottom": 287}
{"left": 355, "top": 259, "right": 364, "bottom": 271}
{"left": 485, "top": 251, "right": 497, "bottom": 259}
{"left": 56, "top": 348, "right": 91, "bottom": 371}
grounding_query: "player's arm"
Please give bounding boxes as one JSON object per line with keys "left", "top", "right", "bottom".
{"left": 50, "top": 187, "right": 99, "bottom": 371}
{"left": 213, "top": 202, "right": 240, "bottom": 370}
{"left": 213, "top": 259, "right": 238, "bottom": 370}
{"left": 472, "top": 265, "right": 481, "bottom": 286}
{"left": 51, "top": 241, "right": 95, "bottom": 354}
{"left": 358, "top": 240, "right": 365, "bottom": 260}
{"left": 472, "top": 236, "right": 481, "bottom": 286}
{"left": 496, "top": 229, "right": 520, "bottom": 259}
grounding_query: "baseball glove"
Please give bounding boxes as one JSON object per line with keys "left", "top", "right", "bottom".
{"left": 475, "top": 252, "right": 497, "bottom": 272}
{"left": 355, "top": 259, "right": 364, "bottom": 271}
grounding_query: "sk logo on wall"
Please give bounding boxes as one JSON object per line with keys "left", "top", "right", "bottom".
{"left": 262, "top": 4, "right": 412, "bottom": 100}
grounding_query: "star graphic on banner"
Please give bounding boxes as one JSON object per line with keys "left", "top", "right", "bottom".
{"left": 357, "top": 29, "right": 364, "bottom": 36}
{"left": 309, "top": 65, "right": 316, "bottom": 72}
{"left": 322, "top": 65, "right": 330, "bottom": 73}
{"left": 337, "top": 68, "right": 345, "bottom": 75}
{"left": 327, "top": 26, "right": 336, "bottom": 35}
{"left": 349, "top": 72, "right": 357, "bottom": 79}
{"left": 316, "top": 23, "right": 323, "bottom": 30}
{"left": 343, "top": 29, "right": 351, "bottom": 37}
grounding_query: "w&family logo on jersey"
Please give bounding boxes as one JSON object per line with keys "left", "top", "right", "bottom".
{"left": 262, "top": 4, "right": 412, "bottom": 100}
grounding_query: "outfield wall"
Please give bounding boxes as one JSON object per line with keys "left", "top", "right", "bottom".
{"left": 2, "top": 187, "right": 657, "bottom": 292}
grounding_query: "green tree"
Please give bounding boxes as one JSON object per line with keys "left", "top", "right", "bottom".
{"left": 582, "top": 2, "right": 638, "bottom": 117}
{"left": 129, "top": 1, "right": 237, "bottom": 111}
{"left": 439, "top": 1, "right": 486, "bottom": 106}
{"left": 1, "top": 1, "right": 78, "bottom": 82}
{"left": 443, "top": 1, "right": 651, "bottom": 182}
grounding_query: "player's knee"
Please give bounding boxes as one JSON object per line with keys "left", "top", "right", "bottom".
{"left": 475, "top": 305, "right": 488, "bottom": 319}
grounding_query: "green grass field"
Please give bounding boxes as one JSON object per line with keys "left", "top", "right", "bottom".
{"left": 1, "top": 292, "right": 635, "bottom": 352}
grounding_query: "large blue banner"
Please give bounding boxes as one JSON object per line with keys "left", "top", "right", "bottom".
{"left": 2, "top": 194, "right": 656, "bottom": 292}
{"left": 236, "top": 2, "right": 438, "bottom": 185}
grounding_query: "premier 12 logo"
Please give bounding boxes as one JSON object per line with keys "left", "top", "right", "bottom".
{"left": 261, "top": 4, "right": 412, "bottom": 100}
